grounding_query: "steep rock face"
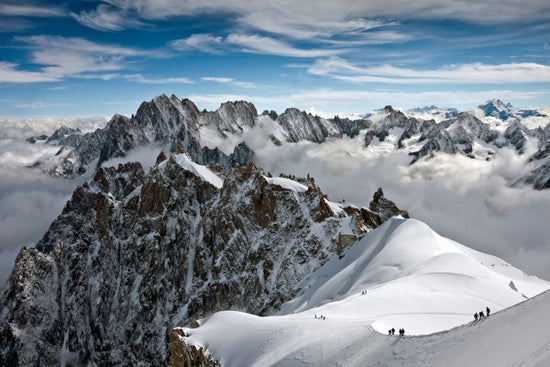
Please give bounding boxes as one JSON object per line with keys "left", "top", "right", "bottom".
{"left": 29, "top": 95, "right": 368, "bottom": 178}
{"left": 518, "top": 161, "right": 550, "bottom": 189}
{"left": 0, "top": 154, "right": 405, "bottom": 366}
{"left": 45, "top": 126, "right": 82, "bottom": 146}
{"left": 329, "top": 116, "right": 371, "bottom": 139}
{"left": 478, "top": 99, "right": 547, "bottom": 120}
{"left": 202, "top": 101, "right": 257, "bottom": 136}
{"left": 276, "top": 108, "right": 339, "bottom": 143}
{"left": 363, "top": 107, "right": 550, "bottom": 189}
{"left": 410, "top": 113, "right": 497, "bottom": 162}
{"left": 26, "top": 96, "right": 550, "bottom": 190}
{"left": 502, "top": 121, "right": 529, "bottom": 153}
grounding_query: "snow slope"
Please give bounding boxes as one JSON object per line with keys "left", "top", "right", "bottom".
{"left": 159, "top": 152, "right": 224, "bottom": 188}
{"left": 181, "top": 218, "right": 550, "bottom": 366}
{"left": 263, "top": 176, "right": 309, "bottom": 192}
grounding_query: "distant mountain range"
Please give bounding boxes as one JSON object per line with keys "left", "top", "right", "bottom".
{"left": 25, "top": 96, "right": 550, "bottom": 189}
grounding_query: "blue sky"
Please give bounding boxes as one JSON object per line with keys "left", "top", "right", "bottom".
{"left": 1, "top": 0, "right": 549, "bottom": 117}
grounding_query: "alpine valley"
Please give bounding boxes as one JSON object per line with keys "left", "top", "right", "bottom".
{"left": 1, "top": 95, "right": 550, "bottom": 366}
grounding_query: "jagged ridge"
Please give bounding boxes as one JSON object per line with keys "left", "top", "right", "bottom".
{"left": 28, "top": 96, "right": 550, "bottom": 189}
{"left": 0, "top": 151, "right": 406, "bottom": 366}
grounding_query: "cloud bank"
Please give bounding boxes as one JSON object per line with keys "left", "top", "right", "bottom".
{"left": 87, "top": 1, "right": 550, "bottom": 33}
{"left": 0, "top": 117, "right": 107, "bottom": 289}
{"left": 242, "top": 128, "right": 550, "bottom": 281}
{"left": 1, "top": 113, "right": 549, "bottom": 292}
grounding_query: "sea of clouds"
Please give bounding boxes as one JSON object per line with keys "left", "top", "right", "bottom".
{"left": 244, "top": 127, "right": 550, "bottom": 282}
{"left": 0, "top": 117, "right": 106, "bottom": 288}
{"left": 1, "top": 114, "right": 549, "bottom": 291}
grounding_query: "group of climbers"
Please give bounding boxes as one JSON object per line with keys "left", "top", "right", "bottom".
{"left": 388, "top": 328, "right": 405, "bottom": 336}
{"left": 474, "top": 306, "right": 491, "bottom": 321}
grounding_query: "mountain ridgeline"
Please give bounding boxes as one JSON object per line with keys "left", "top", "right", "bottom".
{"left": 0, "top": 149, "right": 408, "bottom": 365}
{"left": 27, "top": 95, "right": 550, "bottom": 189}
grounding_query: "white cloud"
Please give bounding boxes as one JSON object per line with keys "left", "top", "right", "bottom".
{"left": 0, "top": 117, "right": 109, "bottom": 288}
{"left": 71, "top": 4, "right": 146, "bottom": 31}
{"left": 201, "top": 77, "right": 255, "bottom": 88}
{"left": 0, "top": 138, "right": 88, "bottom": 289}
{"left": 0, "top": 116, "right": 107, "bottom": 139}
{"left": 14, "top": 101, "right": 71, "bottom": 109}
{"left": 171, "top": 33, "right": 342, "bottom": 58}
{"left": 170, "top": 34, "right": 225, "bottom": 54}
{"left": 307, "top": 57, "right": 550, "bottom": 84}
{"left": 239, "top": 130, "right": 550, "bottom": 281}
{"left": 101, "top": 145, "right": 163, "bottom": 171}
{"left": 184, "top": 89, "right": 547, "bottom": 116}
{"left": 0, "top": 4, "right": 64, "bottom": 17}
{"left": 226, "top": 34, "right": 342, "bottom": 58}
{"left": 123, "top": 74, "right": 194, "bottom": 84}
{"left": 101, "top": 0, "right": 550, "bottom": 32}
{"left": 0, "top": 61, "right": 59, "bottom": 83}
{"left": 2, "top": 36, "right": 148, "bottom": 83}
{"left": 238, "top": 10, "right": 392, "bottom": 40}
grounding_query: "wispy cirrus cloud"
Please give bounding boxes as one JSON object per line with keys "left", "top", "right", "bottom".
{"left": 201, "top": 77, "right": 255, "bottom": 88}
{"left": 238, "top": 10, "right": 392, "bottom": 40}
{"left": 0, "top": 62, "right": 59, "bottom": 83}
{"left": 14, "top": 101, "right": 71, "bottom": 109}
{"left": 226, "top": 34, "right": 342, "bottom": 57}
{"left": 92, "top": 0, "right": 550, "bottom": 33}
{"left": 0, "top": 4, "right": 65, "bottom": 17}
{"left": 171, "top": 33, "right": 342, "bottom": 58}
{"left": 122, "top": 74, "right": 194, "bottom": 84}
{"left": 77, "top": 72, "right": 194, "bottom": 84}
{"left": 71, "top": 4, "right": 145, "bottom": 31}
{"left": 1, "top": 35, "right": 147, "bottom": 83}
{"left": 307, "top": 57, "right": 550, "bottom": 84}
{"left": 170, "top": 34, "right": 225, "bottom": 54}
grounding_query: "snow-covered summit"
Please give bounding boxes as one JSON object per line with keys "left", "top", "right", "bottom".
{"left": 159, "top": 152, "right": 224, "bottom": 189}
{"left": 25, "top": 94, "right": 550, "bottom": 189}
{"left": 477, "top": 99, "right": 547, "bottom": 123}
{"left": 263, "top": 175, "right": 308, "bottom": 192}
{"left": 0, "top": 152, "right": 407, "bottom": 365}
{"left": 281, "top": 217, "right": 548, "bottom": 334}
{"left": 174, "top": 217, "right": 550, "bottom": 366}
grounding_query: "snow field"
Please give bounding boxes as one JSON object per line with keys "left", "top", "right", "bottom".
{"left": 183, "top": 218, "right": 550, "bottom": 366}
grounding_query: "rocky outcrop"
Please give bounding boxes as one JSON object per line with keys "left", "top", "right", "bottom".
{"left": 276, "top": 108, "right": 338, "bottom": 143}
{"left": 0, "top": 153, "right": 405, "bottom": 366}
{"left": 170, "top": 328, "right": 220, "bottom": 367}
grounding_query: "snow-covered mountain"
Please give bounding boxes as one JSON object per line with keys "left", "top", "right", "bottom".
{"left": 0, "top": 150, "right": 407, "bottom": 366}
{"left": 26, "top": 95, "right": 550, "bottom": 189}
{"left": 172, "top": 217, "right": 550, "bottom": 366}
{"left": 3, "top": 95, "right": 550, "bottom": 366}
{"left": 363, "top": 104, "right": 549, "bottom": 189}
{"left": 26, "top": 94, "right": 364, "bottom": 177}
{"left": 477, "top": 98, "right": 547, "bottom": 123}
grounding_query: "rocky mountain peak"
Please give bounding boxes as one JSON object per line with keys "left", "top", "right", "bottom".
{"left": 479, "top": 99, "right": 512, "bottom": 120}
{"left": 1, "top": 150, "right": 407, "bottom": 365}
{"left": 23, "top": 95, "right": 550, "bottom": 191}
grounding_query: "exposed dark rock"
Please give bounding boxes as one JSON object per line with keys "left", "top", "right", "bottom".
{"left": 0, "top": 154, "right": 405, "bottom": 365}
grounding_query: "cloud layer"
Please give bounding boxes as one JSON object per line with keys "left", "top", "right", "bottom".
{"left": 308, "top": 58, "right": 550, "bottom": 84}
{"left": 242, "top": 126, "right": 550, "bottom": 281}
{"left": 1, "top": 113, "right": 549, "bottom": 290}
{"left": 0, "top": 117, "right": 106, "bottom": 289}
{"left": 89, "top": 0, "right": 550, "bottom": 33}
